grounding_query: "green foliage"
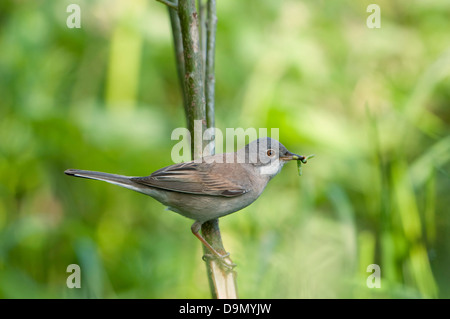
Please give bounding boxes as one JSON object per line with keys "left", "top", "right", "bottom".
{"left": 0, "top": 0, "right": 449, "bottom": 298}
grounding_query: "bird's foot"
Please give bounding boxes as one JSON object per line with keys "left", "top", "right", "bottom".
{"left": 202, "top": 252, "right": 237, "bottom": 271}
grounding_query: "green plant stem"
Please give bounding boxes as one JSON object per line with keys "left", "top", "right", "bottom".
{"left": 197, "top": 0, "right": 207, "bottom": 76}
{"left": 167, "top": 0, "right": 189, "bottom": 122}
{"left": 176, "top": 0, "right": 238, "bottom": 299}
{"left": 202, "top": 218, "right": 238, "bottom": 299}
{"left": 178, "top": 0, "right": 206, "bottom": 155}
{"left": 205, "top": 0, "right": 216, "bottom": 130}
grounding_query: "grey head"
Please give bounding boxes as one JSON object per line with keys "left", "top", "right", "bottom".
{"left": 236, "top": 137, "right": 304, "bottom": 178}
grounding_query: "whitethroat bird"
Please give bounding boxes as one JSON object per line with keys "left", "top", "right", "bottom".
{"left": 65, "top": 137, "right": 309, "bottom": 269}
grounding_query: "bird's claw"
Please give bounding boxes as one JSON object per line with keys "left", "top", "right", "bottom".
{"left": 202, "top": 252, "right": 237, "bottom": 271}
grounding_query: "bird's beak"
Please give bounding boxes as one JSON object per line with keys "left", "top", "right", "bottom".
{"left": 280, "top": 151, "right": 306, "bottom": 162}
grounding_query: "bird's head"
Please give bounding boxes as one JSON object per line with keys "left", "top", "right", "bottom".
{"left": 238, "top": 137, "right": 305, "bottom": 177}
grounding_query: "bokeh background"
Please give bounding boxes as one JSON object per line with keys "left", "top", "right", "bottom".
{"left": 1, "top": 0, "right": 449, "bottom": 298}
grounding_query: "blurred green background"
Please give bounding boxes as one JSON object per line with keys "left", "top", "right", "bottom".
{"left": 1, "top": 0, "right": 449, "bottom": 298}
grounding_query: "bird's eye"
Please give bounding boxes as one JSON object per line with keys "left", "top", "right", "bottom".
{"left": 267, "top": 149, "right": 275, "bottom": 157}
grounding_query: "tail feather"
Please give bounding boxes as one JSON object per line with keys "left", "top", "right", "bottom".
{"left": 64, "top": 169, "right": 144, "bottom": 193}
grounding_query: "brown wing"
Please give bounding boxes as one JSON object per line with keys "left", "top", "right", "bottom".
{"left": 130, "top": 161, "right": 249, "bottom": 197}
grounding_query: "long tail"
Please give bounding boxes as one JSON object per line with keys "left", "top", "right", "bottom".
{"left": 64, "top": 169, "right": 144, "bottom": 193}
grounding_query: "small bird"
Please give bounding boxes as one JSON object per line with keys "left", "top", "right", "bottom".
{"left": 65, "top": 137, "right": 306, "bottom": 267}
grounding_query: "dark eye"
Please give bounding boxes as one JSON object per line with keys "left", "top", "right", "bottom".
{"left": 267, "top": 149, "right": 275, "bottom": 157}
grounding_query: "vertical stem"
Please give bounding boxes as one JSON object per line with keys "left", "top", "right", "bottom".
{"left": 197, "top": 0, "right": 207, "bottom": 76}
{"left": 167, "top": 0, "right": 189, "bottom": 123}
{"left": 205, "top": 0, "right": 216, "bottom": 131}
{"left": 200, "top": 0, "right": 237, "bottom": 298}
{"left": 178, "top": 0, "right": 206, "bottom": 156}
{"left": 163, "top": 0, "right": 238, "bottom": 299}
{"left": 202, "top": 218, "right": 238, "bottom": 299}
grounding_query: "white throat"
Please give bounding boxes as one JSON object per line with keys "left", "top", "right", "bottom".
{"left": 258, "top": 159, "right": 285, "bottom": 177}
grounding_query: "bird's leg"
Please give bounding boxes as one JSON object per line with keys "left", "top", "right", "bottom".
{"left": 191, "top": 221, "right": 236, "bottom": 270}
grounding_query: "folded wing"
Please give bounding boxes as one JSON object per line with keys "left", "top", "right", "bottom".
{"left": 131, "top": 161, "right": 249, "bottom": 197}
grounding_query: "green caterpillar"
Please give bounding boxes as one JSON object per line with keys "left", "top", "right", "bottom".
{"left": 297, "top": 154, "right": 315, "bottom": 176}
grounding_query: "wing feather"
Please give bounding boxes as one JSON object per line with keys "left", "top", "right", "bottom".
{"left": 131, "top": 161, "right": 249, "bottom": 197}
